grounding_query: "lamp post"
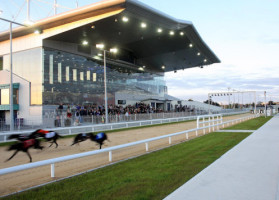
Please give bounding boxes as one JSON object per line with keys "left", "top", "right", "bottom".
{"left": 96, "top": 44, "right": 118, "bottom": 124}
{"left": 0, "top": 18, "right": 28, "bottom": 131}
{"left": 264, "top": 91, "right": 267, "bottom": 118}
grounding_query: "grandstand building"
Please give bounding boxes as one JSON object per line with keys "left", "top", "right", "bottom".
{"left": 0, "top": 0, "right": 220, "bottom": 125}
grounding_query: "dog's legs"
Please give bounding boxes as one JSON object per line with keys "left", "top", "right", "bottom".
{"left": 6, "top": 150, "right": 19, "bottom": 162}
{"left": 26, "top": 150, "right": 32, "bottom": 162}
{"left": 54, "top": 140, "right": 58, "bottom": 148}
{"left": 49, "top": 141, "right": 54, "bottom": 147}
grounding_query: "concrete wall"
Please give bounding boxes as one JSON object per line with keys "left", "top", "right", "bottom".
{"left": 0, "top": 70, "right": 42, "bottom": 125}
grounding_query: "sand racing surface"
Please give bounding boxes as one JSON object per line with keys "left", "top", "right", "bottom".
{"left": 0, "top": 113, "right": 252, "bottom": 196}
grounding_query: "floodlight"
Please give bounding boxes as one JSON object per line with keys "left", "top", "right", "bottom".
{"left": 34, "top": 29, "right": 42, "bottom": 34}
{"left": 24, "top": 20, "right": 34, "bottom": 26}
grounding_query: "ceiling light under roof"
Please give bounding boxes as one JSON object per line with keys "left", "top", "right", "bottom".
{"left": 161, "top": 65, "right": 165, "bottom": 69}
{"left": 96, "top": 43, "right": 104, "bottom": 49}
{"left": 122, "top": 16, "right": 129, "bottom": 22}
{"left": 180, "top": 32, "right": 184, "bottom": 36}
{"left": 170, "top": 31, "right": 175, "bottom": 35}
{"left": 110, "top": 48, "right": 118, "bottom": 53}
{"left": 82, "top": 40, "right": 88, "bottom": 45}
{"left": 157, "top": 28, "right": 162, "bottom": 33}
{"left": 141, "top": 23, "right": 147, "bottom": 28}
{"left": 197, "top": 52, "right": 201, "bottom": 56}
{"left": 204, "top": 59, "right": 207, "bottom": 62}
{"left": 189, "top": 43, "right": 193, "bottom": 48}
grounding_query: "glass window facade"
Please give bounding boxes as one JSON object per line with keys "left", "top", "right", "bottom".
{"left": 0, "top": 88, "right": 19, "bottom": 105}
{"left": 43, "top": 48, "right": 167, "bottom": 106}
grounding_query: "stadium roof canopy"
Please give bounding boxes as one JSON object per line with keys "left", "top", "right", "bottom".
{"left": 0, "top": 0, "right": 220, "bottom": 72}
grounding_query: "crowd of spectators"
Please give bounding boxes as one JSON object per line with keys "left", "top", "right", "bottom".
{"left": 57, "top": 102, "right": 193, "bottom": 118}
{"left": 53, "top": 102, "right": 196, "bottom": 126}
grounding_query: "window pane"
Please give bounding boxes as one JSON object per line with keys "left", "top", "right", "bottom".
{"left": 73, "top": 69, "right": 77, "bottom": 81}
{"left": 0, "top": 57, "right": 3, "bottom": 71}
{"left": 66, "top": 66, "right": 69, "bottom": 81}
{"left": 1, "top": 89, "right": 9, "bottom": 105}
{"left": 93, "top": 73, "right": 96, "bottom": 82}
{"left": 58, "top": 63, "right": 62, "bottom": 83}
{"left": 87, "top": 71, "right": 90, "bottom": 80}
{"left": 49, "top": 55, "right": 53, "bottom": 84}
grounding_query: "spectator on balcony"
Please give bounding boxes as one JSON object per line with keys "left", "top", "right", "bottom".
{"left": 66, "top": 105, "right": 72, "bottom": 118}
{"left": 57, "top": 103, "right": 63, "bottom": 115}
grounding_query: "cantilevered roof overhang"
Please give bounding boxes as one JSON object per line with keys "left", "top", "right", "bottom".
{"left": 0, "top": 0, "right": 220, "bottom": 72}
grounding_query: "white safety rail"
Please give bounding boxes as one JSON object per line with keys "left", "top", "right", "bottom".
{"left": 197, "top": 114, "right": 223, "bottom": 136}
{"left": 0, "top": 111, "right": 250, "bottom": 143}
{"left": 0, "top": 114, "right": 257, "bottom": 178}
{"left": 0, "top": 116, "right": 197, "bottom": 143}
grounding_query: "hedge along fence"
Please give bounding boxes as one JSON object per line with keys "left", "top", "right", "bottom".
{"left": 0, "top": 114, "right": 257, "bottom": 178}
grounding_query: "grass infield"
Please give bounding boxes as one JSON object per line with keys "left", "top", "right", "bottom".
{"left": 224, "top": 116, "right": 272, "bottom": 130}
{"left": 2, "top": 116, "right": 272, "bottom": 200}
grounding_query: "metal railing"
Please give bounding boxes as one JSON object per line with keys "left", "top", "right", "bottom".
{"left": 0, "top": 115, "right": 197, "bottom": 143}
{"left": 197, "top": 114, "right": 223, "bottom": 135}
{"left": 0, "top": 108, "right": 251, "bottom": 132}
{"left": 0, "top": 111, "right": 250, "bottom": 143}
{"left": 0, "top": 114, "right": 257, "bottom": 177}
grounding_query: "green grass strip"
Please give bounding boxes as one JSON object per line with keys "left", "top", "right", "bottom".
{"left": 224, "top": 116, "right": 272, "bottom": 130}
{"left": 3, "top": 132, "right": 251, "bottom": 200}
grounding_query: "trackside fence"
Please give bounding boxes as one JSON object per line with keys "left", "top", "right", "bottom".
{"left": 0, "top": 111, "right": 249, "bottom": 143}
{"left": 0, "top": 115, "right": 197, "bottom": 143}
{"left": 0, "top": 114, "right": 258, "bottom": 178}
{"left": 196, "top": 114, "right": 223, "bottom": 135}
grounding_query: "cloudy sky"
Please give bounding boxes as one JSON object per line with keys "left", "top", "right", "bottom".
{"left": 1, "top": 0, "right": 279, "bottom": 103}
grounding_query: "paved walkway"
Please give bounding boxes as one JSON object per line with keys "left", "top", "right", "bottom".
{"left": 164, "top": 114, "right": 279, "bottom": 200}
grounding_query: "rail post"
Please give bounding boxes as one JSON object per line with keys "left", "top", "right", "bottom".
{"left": 145, "top": 143, "right": 149, "bottom": 151}
{"left": 109, "top": 151, "right": 112, "bottom": 162}
{"left": 51, "top": 163, "right": 55, "bottom": 178}
{"left": 205, "top": 117, "right": 207, "bottom": 134}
